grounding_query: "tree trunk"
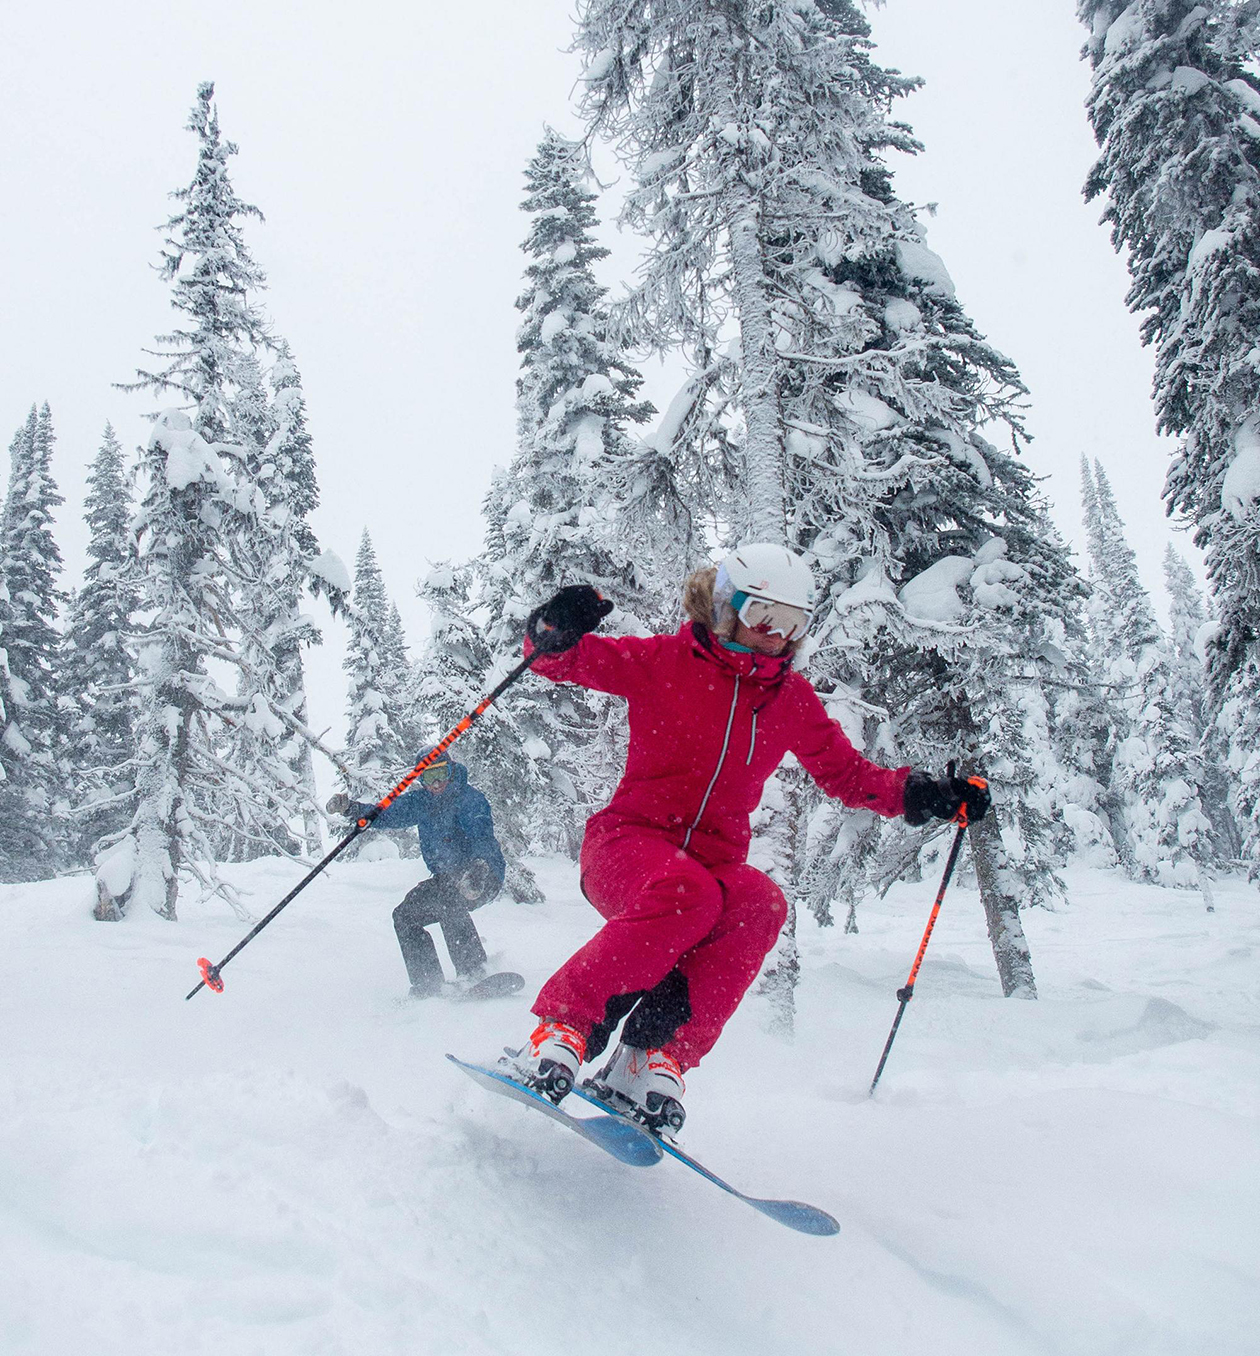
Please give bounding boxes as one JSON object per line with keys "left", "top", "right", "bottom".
{"left": 727, "top": 200, "right": 785, "bottom": 540}
{"left": 756, "top": 771, "right": 805, "bottom": 1037}
{"left": 762, "top": 896, "right": 799, "bottom": 1039}
{"left": 968, "top": 815, "right": 1038, "bottom": 998}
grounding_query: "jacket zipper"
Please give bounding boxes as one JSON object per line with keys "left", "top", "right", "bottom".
{"left": 682, "top": 674, "right": 741, "bottom": 851}
{"left": 746, "top": 706, "right": 762, "bottom": 766}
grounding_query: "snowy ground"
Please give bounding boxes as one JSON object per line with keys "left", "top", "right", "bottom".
{"left": 1, "top": 851, "right": 1257, "bottom": 1356}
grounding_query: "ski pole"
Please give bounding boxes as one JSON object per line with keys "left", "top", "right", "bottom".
{"left": 868, "top": 771, "right": 988, "bottom": 1095}
{"left": 186, "top": 651, "right": 541, "bottom": 1000}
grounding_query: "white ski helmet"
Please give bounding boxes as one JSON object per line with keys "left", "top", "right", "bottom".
{"left": 713, "top": 543, "right": 817, "bottom": 640}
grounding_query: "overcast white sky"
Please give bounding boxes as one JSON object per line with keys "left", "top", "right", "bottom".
{"left": 2, "top": 0, "right": 1194, "bottom": 761}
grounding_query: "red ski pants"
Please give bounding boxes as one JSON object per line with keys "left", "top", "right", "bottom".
{"left": 531, "top": 827, "right": 788, "bottom": 1071}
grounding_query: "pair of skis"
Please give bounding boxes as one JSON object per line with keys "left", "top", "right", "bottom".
{"left": 447, "top": 1054, "right": 840, "bottom": 1237}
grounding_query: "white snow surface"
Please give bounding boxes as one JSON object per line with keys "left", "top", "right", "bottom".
{"left": 153, "top": 410, "right": 230, "bottom": 495}
{"left": 2, "top": 856, "right": 1257, "bottom": 1355}
{"left": 884, "top": 297, "right": 923, "bottom": 331}
{"left": 1226, "top": 77, "right": 1260, "bottom": 118}
{"left": 895, "top": 237, "right": 957, "bottom": 299}
{"left": 309, "top": 549, "right": 352, "bottom": 596}
{"left": 899, "top": 555, "right": 974, "bottom": 621}
{"left": 1222, "top": 418, "right": 1260, "bottom": 522}
{"left": 1103, "top": 5, "right": 1144, "bottom": 58}
{"left": 835, "top": 388, "right": 898, "bottom": 431}
{"left": 538, "top": 310, "right": 568, "bottom": 343}
{"left": 1171, "top": 65, "right": 1211, "bottom": 96}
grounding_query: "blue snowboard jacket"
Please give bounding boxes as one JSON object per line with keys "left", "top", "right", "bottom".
{"left": 350, "top": 758, "right": 506, "bottom": 886}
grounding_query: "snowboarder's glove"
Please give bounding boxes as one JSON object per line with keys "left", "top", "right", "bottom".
{"left": 526, "top": 584, "right": 614, "bottom": 653}
{"left": 326, "top": 792, "right": 351, "bottom": 816}
{"left": 903, "top": 765, "right": 991, "bottom": 826}
{"left": 456, "top": 859, "right": 496, "bottom": 904}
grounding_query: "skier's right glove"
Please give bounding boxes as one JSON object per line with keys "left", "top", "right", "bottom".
{"left": 326, "top": 793, "right": 351, "bottom": 816}
{"left": 526, "top": 584, "right": 613, "bottom": 654}
{"left": 902, "top": 765, "right": 991, "bottom": 826}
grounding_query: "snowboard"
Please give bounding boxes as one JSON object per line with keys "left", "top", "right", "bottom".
{"left": 575, "top": 1081, "right": 841, "bottom": 1237}
{"left": 446, "top": 1054, "right": 662, "bottom": 1167}
{"left": 446, "top": 971, "right": 525, "bottom": 1002}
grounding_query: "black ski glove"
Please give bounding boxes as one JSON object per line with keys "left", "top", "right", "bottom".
{"left": 456, "top": 859, "right": 497, "bottom": 904}
{"left": 326, "top": 792, "right": 351, "bottom": 816}
{"left": 526, "top": 584, "right": 613, "bottom": 654}
{"left": 903, "top": 764, "right": 991, "bottom": 827}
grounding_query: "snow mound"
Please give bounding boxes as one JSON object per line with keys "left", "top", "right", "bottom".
{"left": 1073, "top": 994, "right": 1215, "bottom": 1060}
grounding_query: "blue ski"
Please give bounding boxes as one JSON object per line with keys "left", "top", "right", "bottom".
{"left": 574, "top": 1082, "right": 840, "bottom": 1237}
{"left": 446, "top": 1054, "right": 662, "bottom": 1168}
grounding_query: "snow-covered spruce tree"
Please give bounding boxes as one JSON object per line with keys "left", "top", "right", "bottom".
{"left": 415, "top": 559, "right": 544, "bottom": 902}
{"left": 260, "top": 344, "right": 349, "bottom": 854}
{"left": 854, "top": 469, "right": 1085, "bottom": 998}
{"left": 1083, "top": 459, "right": 1211, "bottom": 883}
{"left": 342, "top": 531, "right": 418, "bottom": 805}
{"left": 217, "top": 347, "right": 346, "bottom": 861}
{"left": 381, "top": 602, "right": 423, "bottom": 757}
{"left": 1062, "top": 457, "right": 1130, "bottom": 859}
{"left": 469, "top": 127, "right": 678, "bottom": 856}
{"left": 63, "top": 423, "right": 139, "bottom": 864}
{"left": 0, "top": 403, "right": 68, "bottom": 879}
{"left": 94, "top": 412, "right": 245, "bottom": 919}
{"left": 98, "top": 83, "right": 337, "bottom": 919}
{"left": 575, "top": 0, "right": 1061, "bottom": 1003}
{"left": 1164, "top": 543, "right": 1242, "bottom": 859}
{"left": 1079, "top": 0, "right": 1260, "bottom": 869}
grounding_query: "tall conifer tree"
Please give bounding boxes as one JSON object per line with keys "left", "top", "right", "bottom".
{"left": 64, "top": 423, "right": 139, "bottom": 862}
{"left": 219, "top": 346, "right": 343, "bottom": 860}
{"left": 1082, "top": 460, "right": 1211, "bottom": 883}
{"left": 342, "top": 531, "right": 417, "bottom": 796}
{"left": 99, "top": 84, "right": 338, "bottom": 917}
{"left": 0, "top": 403, "right": 67, "bottom": 879}
{"left": 456, "top": 128, "right": 677, "bottom": 856}
{"left": 1164, "top": 544, "right": 1241, "bottom": 860}
{"left": 573, "top": 0, "right": 1068, "bottom": 1003}
{"left": 1079, "top": 0, "right": 1260, "bottom": 869}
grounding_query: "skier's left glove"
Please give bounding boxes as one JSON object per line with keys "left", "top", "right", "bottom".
{"left": 526, "top": 584, "right": 613, "bottom": 654}
{"left": 326, "top": 792, "right": 351, "bottom": 816}
{"left": 456, "top": 859, "right": 497, "bottom": 904}
{"left": 902, "top": 764, "right": 991, "bottom": 826}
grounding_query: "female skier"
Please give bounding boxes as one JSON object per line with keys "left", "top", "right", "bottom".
{"left": 507, "top": 543, "right": 990, "bottom": 1132}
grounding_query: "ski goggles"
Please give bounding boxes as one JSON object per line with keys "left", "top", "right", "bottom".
{"left": 732, "top": 590, "right": 813, "bottom": 641}
{"left": 419, "top": 763, "right": 451, "bottom": 786}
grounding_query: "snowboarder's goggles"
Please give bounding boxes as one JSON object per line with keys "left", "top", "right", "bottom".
{"left": 419, "top": 763, "right": 451, "bottom": 786}
{"left": 731, "top": 590, "right": 813, "bottom": 641}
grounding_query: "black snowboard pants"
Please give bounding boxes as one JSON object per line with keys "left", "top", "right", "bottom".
{"left": 393, "top": 875, "right": 488, "bottom": 993}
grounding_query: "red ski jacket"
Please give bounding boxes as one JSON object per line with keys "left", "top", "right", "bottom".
{"left": 528, "top": 622, "right": 909, "bottom": 867}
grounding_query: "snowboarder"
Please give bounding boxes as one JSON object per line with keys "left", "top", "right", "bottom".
{"left": 506, "top": 544, "right": 991, "bottom": 1132}
{"left": 328, "top": 748, "right": 507, "bottom": 998}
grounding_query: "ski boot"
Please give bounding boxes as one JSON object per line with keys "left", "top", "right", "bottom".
{"left": 587, "top": 1043, "right": 686, "bottom": 1136}
{"left": 503, "top": 1019, "right": 586, "bottom": 1103}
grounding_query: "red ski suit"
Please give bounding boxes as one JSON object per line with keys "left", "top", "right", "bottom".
{"left": 530, "top": 622, "right": 909, "bottom": 1069}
